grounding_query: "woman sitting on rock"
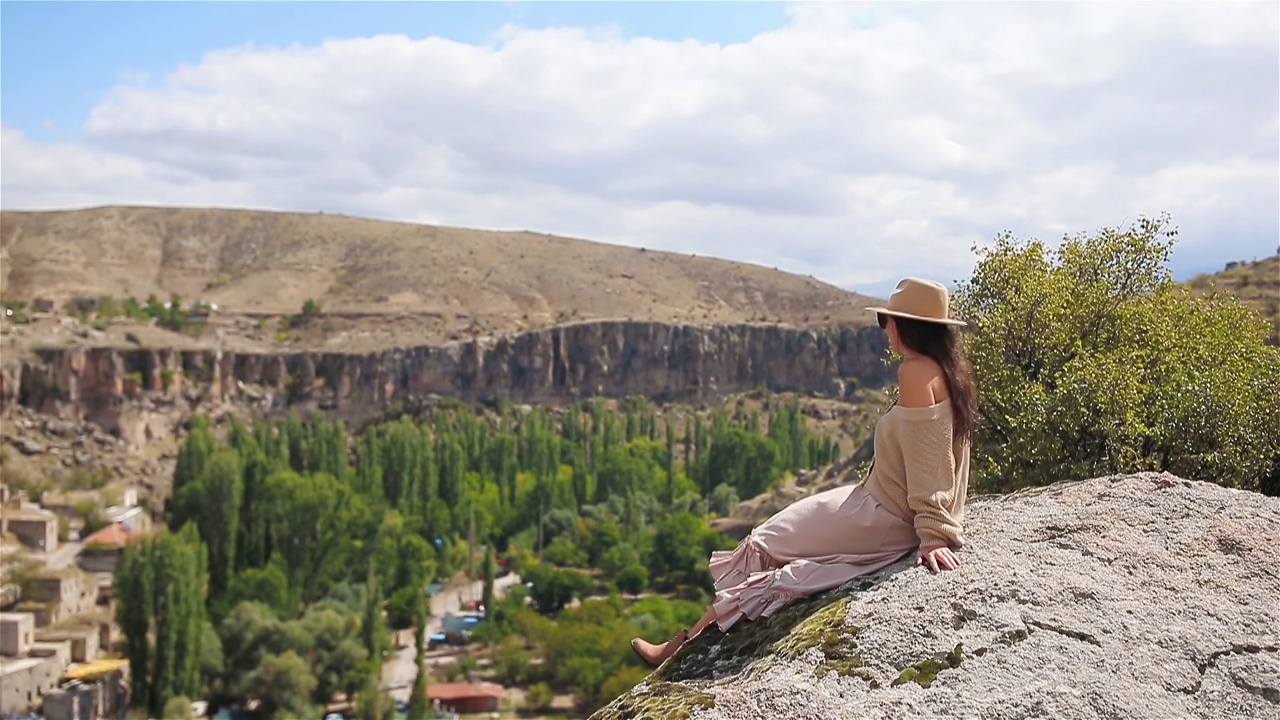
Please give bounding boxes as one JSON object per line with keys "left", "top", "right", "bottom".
{"left": 632, "top": 277, "right": 977, "bottom": 667}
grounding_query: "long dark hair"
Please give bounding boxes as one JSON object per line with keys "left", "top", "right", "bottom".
{"left": 891, "top": 316, "right": 978, "bottom": 444}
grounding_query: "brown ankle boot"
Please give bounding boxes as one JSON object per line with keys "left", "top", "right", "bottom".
{"left": 631, "top": 629, "right": 689, "bottom": 667}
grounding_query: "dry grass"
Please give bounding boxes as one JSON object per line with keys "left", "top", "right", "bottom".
{"left": 1, "top": 205, "right": 880, "bottom": 349}
{"left": 1185, "top": 255, "right": 1279, "bottom": 344}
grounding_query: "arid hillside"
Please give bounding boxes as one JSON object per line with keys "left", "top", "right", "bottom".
{"left": 1186, "top": 254, "right": 1279, "bottom": 344}
{"left": 0, "top": 206, "right": 878, "bottom": 348}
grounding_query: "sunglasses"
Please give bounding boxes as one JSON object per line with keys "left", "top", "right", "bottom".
{"left": 877, "top": 313, "right": 888, "bottom": 329}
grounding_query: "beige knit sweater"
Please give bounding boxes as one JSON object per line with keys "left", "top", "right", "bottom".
{"left": 863, "top": 399, "right": 970, "bottom": 549}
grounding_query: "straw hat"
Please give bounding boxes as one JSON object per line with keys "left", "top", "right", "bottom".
{"left": 866, "top": 277, "right": 966, "bottom": 327}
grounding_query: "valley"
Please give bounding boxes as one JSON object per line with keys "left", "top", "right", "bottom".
{"left": 0, "top": 206, "right": 895, "bottom": 720}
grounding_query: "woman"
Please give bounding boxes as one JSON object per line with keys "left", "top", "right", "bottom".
{"left": 632, "top": 277, "right": 977, "bottom": 666}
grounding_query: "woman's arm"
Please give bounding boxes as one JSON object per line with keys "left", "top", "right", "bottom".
{"left": 898, "top": 359, "right": 964, "bottom": 573}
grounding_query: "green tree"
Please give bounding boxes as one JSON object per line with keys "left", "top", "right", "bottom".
{"left": 649, "top": 512, "right": 732, "bottom": 590}
{"left": 406, "top": 595, "right": 430, "bottom": 720}
{"left": 362, "top": 566, "right": 386, "bottom": 662}
{"left": 115, "top": 525, "right": 209, "bottom": 716}
{"left": 482, "top": 549, "right": 497, "bottom": 621}
{"left": 175, "top": 450, "right": 243, "bottom": 603}
{"left": 172, "top": 416, "right": 216, "bottom": 499}
{"left": 523, "top": 563, "right": 594, "bottom": 614}
{"left": 248, "top": 650, "right": 317, "bottom": 719}
{"left": 355, "top": 670, "right": 392, "bottom": 720}
{"left": 954, "top": 214, "right": 1280, "bottom": 494}
{"left": 265, "top": 470, "right": 370, "bottom": 603}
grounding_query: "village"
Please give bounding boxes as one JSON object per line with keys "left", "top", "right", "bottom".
{"left": 0, "top": 474, "right": 534, "bottom": 720}
{"left": 0, "top": 481, "right": 141, "bottom": 720}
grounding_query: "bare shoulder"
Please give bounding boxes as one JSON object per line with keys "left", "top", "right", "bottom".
{"left": 897, "top": 356, "right": 945, "bottom": 407}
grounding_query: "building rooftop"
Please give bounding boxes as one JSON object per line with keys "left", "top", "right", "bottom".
{"left": 427, "top": 681, "right": 506, "bottom": 701}
{"left": 2, "top": 506, "right": 56, "bottom": 522}
{"left": 36, "top": 624, "right": 97, "bottom": 642}
{"left": 0, "top": 657, "right": 46, "bottom": 675}
{"left": 82, "top": 523, "right": 132, "bottom": 548}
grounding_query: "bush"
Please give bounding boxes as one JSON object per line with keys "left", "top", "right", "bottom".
{"left": 954, "top": 214, "right": 1280, "bottom": 494}
{"left": 288, "top": 299, "right": 322, "bottom": 329}
{"left": 162, "top": 696, "right": 192, "bottom": 720}
{"left": 614, "top": 564, "right": 649, "bottom": 595}
{"left": 525, "top": 682, "right": 554, "bottom": 711}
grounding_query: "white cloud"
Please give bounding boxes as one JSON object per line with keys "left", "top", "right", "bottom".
{"left": 2, "top": 1, "right": 1277, "bottom": 295}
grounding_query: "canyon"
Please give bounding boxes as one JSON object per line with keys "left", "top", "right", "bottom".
{"left": 1, "top": 320, "right": 890, "bottom": 444}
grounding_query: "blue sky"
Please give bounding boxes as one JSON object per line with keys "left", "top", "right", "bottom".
{"left": 2, "top": 1, "right": 789, "bottom": 140}
{"left": 1, "top": 1, "right": 1276, "bottom": 294}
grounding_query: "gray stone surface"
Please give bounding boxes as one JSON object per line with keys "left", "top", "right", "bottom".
{"left": 595, "top": 473, "right": 1280, "bottom": 720}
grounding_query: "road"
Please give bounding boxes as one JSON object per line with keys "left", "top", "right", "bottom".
{"left": 46, "top": 540, "right": 84, "bottom": 570}
{"left": 382, "top": 573, "right": 522, "bottom": 702}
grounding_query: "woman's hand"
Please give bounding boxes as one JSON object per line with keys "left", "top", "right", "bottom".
{"left": 916, "top": 544, "right": 960, "bottom": 574}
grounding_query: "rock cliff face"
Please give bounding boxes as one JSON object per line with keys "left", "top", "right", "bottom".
{"left": 596, "top": 473, "right": 1280, "bottom": 720}
{"left": 0, "top": 321, "right": 889, "bottom": 434}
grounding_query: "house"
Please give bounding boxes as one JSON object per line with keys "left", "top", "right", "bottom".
{"left": 0, "top": 612, "right": 35, "bottom": 656}
{"left": 37, "top": 622, "right": 101, "bottom": 663}
{"left": 0, "top": 636, "right": 71, "bottom": 715}
{"left": 78, "top": 523, "right": 133, "bottom": 573}
{"left": 24, "top": 568, "right": 96, "bottom": 627}
{"left": 426, "top": 681, "right": 505, "bottom": 714}
{"left": 1, "top": 499, "right": 58, "bottom": 552}
{"left": 0, "top": 656, "right": 63, "bottom": 714}
{"left": 42, "top": 682, "right": 99, "bottom": 720}
{"left": 48, "top": 659, "right": 129, "bottom": 720}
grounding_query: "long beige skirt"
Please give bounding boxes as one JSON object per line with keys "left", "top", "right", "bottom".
{"left": 708, "top": 481, "right": 917, "bottom": 632}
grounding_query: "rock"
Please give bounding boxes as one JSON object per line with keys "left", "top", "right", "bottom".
{"left": 1, "top": 321, "right": 890, "bottom": 423}
{"left": 13, "top": 436, "right": 45, "bottom": 455}
{"left": 73, "top": 448, "right": 93, "bottom": 466}
{"left": 595, "top": 473, "right": 1280, "bottom": 720}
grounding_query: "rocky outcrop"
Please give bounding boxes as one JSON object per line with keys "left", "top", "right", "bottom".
{"left": 0, "top": 321, "right": 889, "bottom": 431}
{"left": 596, "top": 473, "right": 1280, "bottom": 720}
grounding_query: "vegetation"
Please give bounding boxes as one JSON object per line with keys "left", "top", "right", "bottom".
{"left": 1186, "top": 255, "right": 1279, "bottom": 346}
{"left": 58, "top": 292, "right": 210, "bottom": 332}
{"left": 115, "top": 525, "right": 211, "bottom": 718}
{"left": 286, "top": 298, "right": 323, "bottom": 329}
{"left": 115, "top": 396, "right": 840, "bottom": 717}
{"left": 955, "top": 214, "right": 1280, "bottom": 495}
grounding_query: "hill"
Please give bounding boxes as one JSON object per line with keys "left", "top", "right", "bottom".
{"left": 0, "top": 206, "right": 879, "bottom": 349}
{"left": 1186, "top": 255, "right": 1279, "bottom": 344}
{"left": 597, "top": 472, "right": 1280, "bottom": 720}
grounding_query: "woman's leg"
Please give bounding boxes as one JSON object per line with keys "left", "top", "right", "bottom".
{"left": 688, "top": 605, "right": 718, "bottom": 639}
{"left": 631, "top": 605, "right": 719, "bottom": 667}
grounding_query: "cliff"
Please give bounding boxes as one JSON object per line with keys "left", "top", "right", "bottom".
{"left": 596, "top": 473, "right": 1280, "bottom": 720}
{"left": 0, "top": 320, "right": 889, "bottom": 437}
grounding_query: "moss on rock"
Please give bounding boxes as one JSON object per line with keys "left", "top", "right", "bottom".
{"left": 591, "top": 680, "right": 716, "bottom": 720}
{"left": 892, "top": 643, "right": 965, "bottom": 689}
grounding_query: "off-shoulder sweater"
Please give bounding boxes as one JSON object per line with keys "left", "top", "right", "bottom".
{"left": 862, "top": 399, "right": 970, "bottom": 549}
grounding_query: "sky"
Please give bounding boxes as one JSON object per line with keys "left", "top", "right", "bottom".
{"left": 2, "top": 1, "right": 1277, "bottom": 298}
